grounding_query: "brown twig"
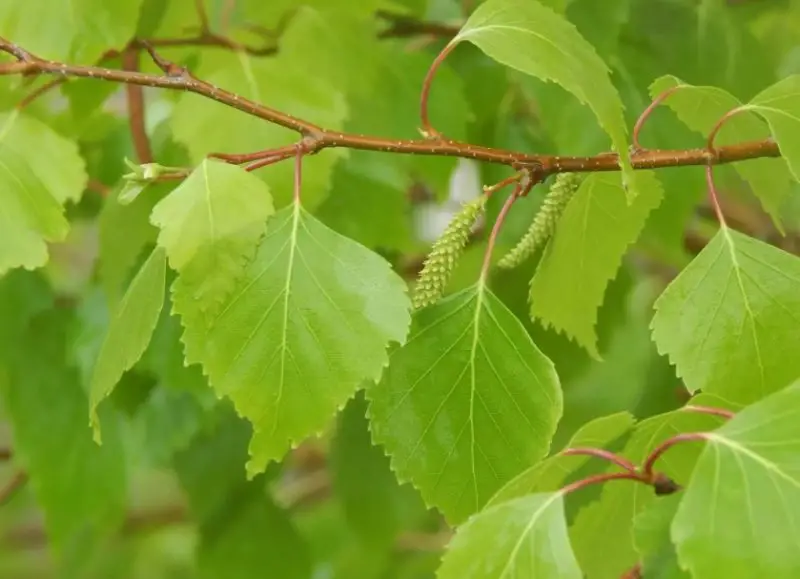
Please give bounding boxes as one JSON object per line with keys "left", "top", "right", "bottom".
{"left": 620, "top": 563, "right": 643, "bottom": 579}
{"left": 481, "top": 185, "right": 519, "bottom": 280}
{"left": 561, "top": 447, "right": 637, "bottom": 473}
{"left": 561, "top": 471, "right": 648, "bottom": 495}
{"left": 0, "top": 471, "right": 28, "bottom": 505}
{"left": 632, "top": 86, "right": 683, "bottom": 150}
{"left": 683, "top": 405, "right": 735, "bottom": 420}
{"left": 121, "top": 49, "right": 153, "bottom": 163}
{"left": 87, "top": 178, "right": 111, "bottom": 197}
{"left": 419, "top": 42, "right": 458, "bottom": 139}
{"left": 642, "top": 432, "right": 709, "bottom": 480}
{"left": 0, "top": 39, "right": 783, "bottom": 179}
{"left": 195, "top": 0, "right": 211, "bottom": 33}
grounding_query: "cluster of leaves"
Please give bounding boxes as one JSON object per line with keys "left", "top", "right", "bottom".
{"left": 2, "top": 0, "right": 800, "bottom": 578}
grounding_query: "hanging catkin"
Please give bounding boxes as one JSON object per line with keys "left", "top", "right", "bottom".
{"left": 497, "top": 172, "right": 583, "bottom": 269}
{"left": 412, "top": 195, "right": 487, "bottom": 310}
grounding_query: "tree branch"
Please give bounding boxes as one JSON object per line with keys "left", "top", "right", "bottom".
{"left": 121, "top": 48, "right": 153, "bottom": 163}
{"left": 0, "top": 38, "right": 782, "bottom": 179}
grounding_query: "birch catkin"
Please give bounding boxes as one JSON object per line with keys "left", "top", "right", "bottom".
{"left": 497, "top": 172, "right": 583, "bottom": 269}
{"left": 412, "top": 195, "right": 487, "bottom": 310}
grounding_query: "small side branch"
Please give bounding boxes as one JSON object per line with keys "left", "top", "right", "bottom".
{"left": 121, "top": 48, "right": 153, "bottom": 163}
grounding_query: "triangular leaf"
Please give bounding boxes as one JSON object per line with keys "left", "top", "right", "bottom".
{"left": 150, "top": 159, "right": 275, "bottom": 272}
{"left": 89, "top": 246, "right": 166, "bottom": 441}
{"left": 368, "top": 282, "right": 562, "bottom": 524}
{"left": 177, "top": 203, "right": 411, "bottom": 477}
{"left": 747, "top": 75, "right": 800, "bottom": 183}
{"left": 437, "top": 491, "right": 582, "bottom": 579}
{"left": 151, "top": 160, "right": 275, "bottom": 322}
{"left": 650, "top": 75, "right": 792, "bottom": 231}
{"left": 451, "top": 0, "right": 636, "bottom": 198}
{"left": 530, "top": 171, "right": 663, "bottom": 357}
{"left": 672, "top": 380, "right": 800, "bottom": 578}
{"left": 651, "top": 226, "right": 800, "bottom": 404}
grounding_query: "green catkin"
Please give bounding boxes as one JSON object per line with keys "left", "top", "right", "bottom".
{"left": 497, "top": 172, "right": 583, "bottom": 269}
{"left": 412, "top": 195, "right": 487, "bottom": 310}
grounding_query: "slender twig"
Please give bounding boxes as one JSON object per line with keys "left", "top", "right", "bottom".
{"left": 220, "top": 0, "right": 237, "bottom": 33}
{"left": 707, "top": 106, "right": 752, "bottom": 150}
{"left": 642, "top": 432, "right": 709, "bottom": 480}
{"left": 17, "top": 77, "right": 66, "bottom": 109}
{"left": 480, "top": 185, "right": 520, "bottom": 281}
{"left": 244, "top": 151, "right": 296, "bottom": 172}
{"left": 293, "top": 145, "right": 304, "bottom": 204}
{"left": 121, "top": 48, "right": 153, "bottom": 163}
{"left": 705, "top": 165, "right": 727, "bottom": 227}
{"left": 632, "top": 85, "right": 683, "bottom": 150}
{"left": 0, "top": 471, "right": 28, "bottom": 505}
{"left": 561, "top": 447, "right": 637, "bottom": 473}
{"left": 683, "top": 405, "right": 735, "bottom": 420}
{"left": 621, "top": 563, "right": 643, "bottom": 579}
{"left": 561, "top": 471, "right": 648, "bottom": 495}
{"left": 0, "top": 39, "right": 783, "bottom": 177}
{"left": 483, "top": 171, "right": 523, "bottom": 195}
{"left": 87, "top": 178, "right": 111, "bottom": 197}
{"left": 419, "top": 42, "right": 457, "bottom": 139}
{"left": 209, "top": 144, "right": 297, "bottom": 164}
{"left": 195, "top": 0, "right": 211, "bottom": 33}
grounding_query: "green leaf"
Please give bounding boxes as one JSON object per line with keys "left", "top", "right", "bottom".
{"left": 747, "top": 75, "right": 800, "bottom": 183}
{"left": 437, "top": 491, "right": 582, "bottom": 579}
{"left": 197, "top": 493, "right": 311, "bottom": 579}
{"left": 89, "top": 246, "right": 166, "bottom": 441}
{"left": 651, "top": 226, "right": 800, "bottom": 404}
{"left": 568, "top": 400, "right": 729, "bottom": 578}
{"left": 174, "top": 408, "right": 254, "bottom": 522}
{"left": 649, "top": 75, "right": 792, "bottom": 231}
{"left": 0, "top": 117, "right": 71, "bottom": 275}
{"left": 151, "top": 160, "right": 274, "bottom": 272}
{"left": 529, "top": 171, "right": 663, "bottom": 357}
{"left": 151, "top": 160, "right": 275, "bottom": 325}
{"left": 0, "top": 308, "right": 127, "bottom": 561}
{"left": 330, "top": 393, "right": 429, "bottom": 548}
{"left": 133, "top": 386, "right": 213, "bottom": 466}
{"left": 672, "top": 380, "right": 800, "bottom": 578}
{"left": 368, "top": 282, "right": 562, "bottom": 524}
{"left": 451, "top": 0, "right": 635, "bottom": 198}
{"left": 177, "top": 203, "right": 411, "bottom": 477}
{"left": 316, "top": 159, "right": 414, "bottom": 252}
{"left": 170, "top": 51, "right": 347, "bottom": 211}
{"left": 174, "top": 409, "right": 311, "bottom": 579}
{"left": 98, "top": 182, "right": 165, "bottom": 306}
{"left": 488, "top": 411, "right": 635, "bottom": 506}
{"left": 633, "top": 494, "right": 689, "bottom": 579}
{"left": 0, "top": 0, "right": 143, "bottom": 62}
{"left": 0, "top": 110, "right": 87, "bottom": 204}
